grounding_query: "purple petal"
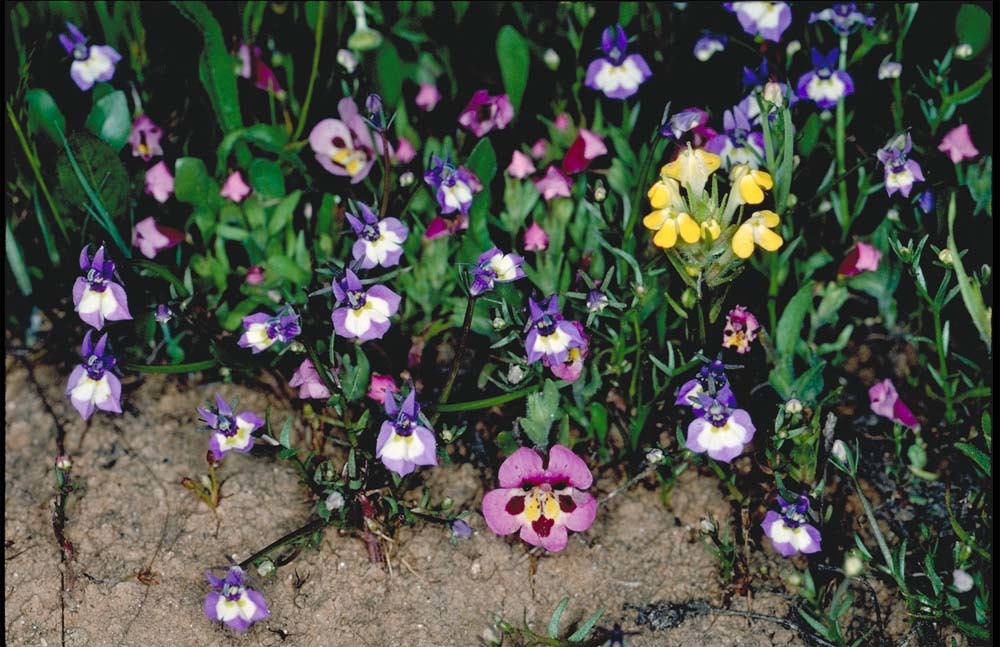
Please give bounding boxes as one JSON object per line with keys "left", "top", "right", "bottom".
{"left": 545, "top": 444, "right": 593, "bottom": 489}
{"left": 498, "top": 447, "right": 545, "bottom": 488}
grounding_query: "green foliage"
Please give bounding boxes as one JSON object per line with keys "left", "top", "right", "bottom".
{"left": 25, "top": 88, "right": 65, "bottom": 142}
{"left": 519, "top": 379, "right": 561, "bottom": 449}
{"left": 496, "top": 25, "right": 530, "bottom": 112}
{"left": 85, "top": 89, "right": 130, "bottom": 151}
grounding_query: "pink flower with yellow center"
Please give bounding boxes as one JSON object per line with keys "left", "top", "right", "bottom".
{"left": 722, "top": 305, "right": 760, "bottom": 354}
{"left": 308, "top": 97, "right": 384, "bottom": 183}
{"left": 482, "top": 445, "right": 597, "bottom": 552}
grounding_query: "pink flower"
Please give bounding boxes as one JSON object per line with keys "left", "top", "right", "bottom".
{"left": 721, "top": 305, "right": 760, "bottom": 354}
{"left": 367, "top": 373, "right": 399, "bottom": 404}
{"left": 424, "top": 215, "right": 469, "bottom": 240}
{"left": 868, "top": 379, "right": 919, "bottom": 430}
{"left": 458, "top": 90, "right": 514, "bottom": 137}
{"left": 530, "top": 138, "right": 549, "bottom": 159}
{"left": 543, "top": 322, "right": 588, "bottom": 382}
{"left": 394, "top": 137, "right": 417, "bottom": 165}
{"left": 145, "top": 161, "right": 174, "bottom": 203}
{"left": 534, "top": 166, "right": 572, "bottom": 201}
{"left": 524, "top": 222, "right": 549, "bottom": 251}
{"left": 237, "top": 43, "right": 283, "bottom": 96}
{"left": 309, "top": 97, "right": 385, "bottom": 183}
{"left": 288, "top": 359, "right": 331, "bottom": 400}
{"left": 482, "top": 445, "right": 597, "bottom": 552}
{"left": 937, "top": 124, "right": 979, "bottom": 164}
{"left": 132, "top": 217, "right": 184, "bottom": 259}
{"left": 415, "top": 83, "right": 442, "bottom": 111}
{"left": 220, "top": 171, "right": 252, "bottom": 203}
{"left": 553, "top": 112, "right": 571, "bottom": 131}
{"left": 506, "top": 150, "right": 536, "bottom": 179}
{"left": 245, "top": 266, "right": 265, "bottom": 285}
{"left": 561, "top": 128, "right": 608, "bottom": 174}
{"left": 127, "top": 115, "right": 163, "bottom": 162}
{"left": 838, "top": 241, "right": 881, "bottom": 276}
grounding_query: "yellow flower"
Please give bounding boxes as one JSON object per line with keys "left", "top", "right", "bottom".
{"left": 732, "top": 210, "right": 783, "bottom": 259}
{"left": 662, "top": 145, "right": 721, "bottom": 196}
{"left": 643, "top": 208, "right": 701, "bottom": 249}
{"left": 647, "top": 177, "right": 682, "bottom": 209}
{"left": 701, "top": 218, "right": 721, "bottom": 241}
{"left": 730, "top": 165, "right": 773, "bottom": 205}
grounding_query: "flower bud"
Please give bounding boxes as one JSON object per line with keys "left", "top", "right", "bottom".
{"left": 256, "top": 558, "right": 275, "bottom": 577}
{"left": 337, "top": 49, "right": 358, "bottom": 73}
{"left": 937, "top": 248, "right": 953, "bottom": 266}
{"left": 955, "top": 43, "right": 973, "bottom": 60}
{"left": 886, "top": 207, "right": 900, "bottom": 221}
{"left": 325, "top": 491, "right": 345, "bottom": 511}
{"left": 543, "top": 48, "right": 560, "bottom": 71}
{"left": 594, "top": 181, "right": 607, "bottom": 203}
{"left": 831, "top": 439, "right": 849, "bottom": 464}
{"left": 55, "top": 455, "right": 73, "bottom": 471}
{"left": 698, "top": 518, "right": 716, "bottom": 534}
{"left": 507, "top": 364, "right": 526, "bottom": 385}
{"left": 818, "top": 199, "right": 832, "bottom": 213}
{"left": 646, "top": 448, "right": 664, "bottom": 465}
{"left": 400, "top": 171, "right": 415, "bottom": 187}
{"left": 492, "top": 316, "right": 507, "bottom": 331}
{"left": 681, "top": 287, "right": 698, "bottom": 309}
{"left": 952, "top": 569, "right": 974, "bottom": 592}
{"left": 844, "top": 551, "right": 865, "bottom": 577}
{"left": 181, "top": 477, "right": 196, "bottom": 490}
{"left": 785, "top": 398, "right": 803, "bottom": 415}
{"left": 763, "top": 81, "right": 784, "bottom": 107}
{"left": 786, "top": 193, "right": 798, "bottom": 208}
{"left": 451, "top": 519, "right": 473, "bottom": 539}
{"left": 786, "top": 40, "right": 802, "bottom": 58}
{"left": 289, "top": 341, "right": 305, "bottom": 353}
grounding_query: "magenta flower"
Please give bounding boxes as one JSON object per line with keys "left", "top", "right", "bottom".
{"left": 796, "top": 49, "right": 855, "bottom": 109}
{"left": 145, "top": 161, "right": 174, "bottom": 203}
{"left": 507, "top": 150, "right": 536, "bottom": 179}
{"left": 58, "top": 22, "right": 121, "bottom": 91}
{"left": 376, "top": 388, "right": 437, "bottom": 477}
{"left": 238, "top": 307, "right": 301, "bottom": 353}
{"left": 127, "top": 115, "right": 163, "bottom": 162}
{"left": 458, "top": 90, "right": 514, "bottom": 137}
{"left": 346, "top": 202, "right": 408, "bottom": 269}
{"left": 562, "top": 129, "right": 608, "bottom": 174}
{"left": 585, "top": 25, "right": 652, "bottom": 100}
{"left": 415, "top": 83, "right": 442, "bottom": 111}
{"left": 534, "top": 166, "right": 572, "bottom": 201}
{"left": 524, "top": 221, "right": 549, "bottom": 252}
{"left": 530, "top": 138, "right": 549, "bottom": 159}
{"left": 553, "top": 112, "right": 571, "bottom": 131}
{"left": 686, "top": 393, "right": 755, "bottom": 463}
{"left": 482, "top": 445, "right": 597, "bottom": 552}
{"left": 199, "top": 394, "right": 264, "bottom": 461}
{"left": 469, "top": 247, "right": 526, "bottom": 296}
{"left": 724, "top": 2, "right": 792, "bottom": 42}
{"left": 868, "top": 379, "right": 919, "bottom": 430}
{"left": 309, "top": 97, "right": 384, "bottom": 183}
{"left": 66, "top": 331, "right": 122, "bottom": 420}
{"left": 838, "top": 241, "right": 881, "bottom": 276}
{"left": 543, "top": 321, "right": 589, "bottom": 382}
{"left": 331, "top": 270, "right": 400, "bottom": 342}
{"left": 220, "top": 171, "right": 252, "bottom": 203}
{"left": 204, "top": 566, "right": 269, "bottom": 633}
{"left": 877, "top": 133, "right": 924, "bottom": 198}
{"left": 525, "top": 295, "right": 586, "bottom": 366}
{"left": 394, "top": 137, "right": 417, "bottom": 165}
{"left": 245, "top": 266, "right": 265, "bottom": 286}
{"left": 73, "top": 245, "right": 132, "bottom": 330}
{"left": 937, "top": 124, "right": 980, "bottom": 164}
{"left": 132, "top": 217, "right": 183, "bottom": 259}
{"left": 289, "top": 359, "right": 331, "bottom": 400}
{"left": 721, "top": 305, "right": 760, "bottom": 354}
{"left": 762, "top": 495, "right": 822, "bottom": 557}
{"left": 236, "top": 43, "right": 284, "bottom": 96}
{"left": 367, "top": 373, "right": 399, "bottom": 404}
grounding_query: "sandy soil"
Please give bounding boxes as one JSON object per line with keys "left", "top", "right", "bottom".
{"left": 5, "top": 357, "right": 823, "bottom": 646}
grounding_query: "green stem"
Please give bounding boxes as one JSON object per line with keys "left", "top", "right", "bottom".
{"left": 931, "top": 305, "right": 954, "bottom": 421}
{"left": 431, "top": 295, "right": 477, "bottom": 427}
{"left": 434, "top": 382, "right": 546, "bottom": 413}
{"left": 239, "top": 516, "right": 327, "bottom": 570}
{"left": 835, "top": 34, "right": 850, "bottom": 242}
{"left": 629, "top": 314, "right": 643, "bottom": 402}
{"left": 851, "top": 474, "right": 908, "bottom": 595}
{"left": 122, "top": 359, "right": 217, "bottom": 373}
{"left": 6, "top": 101, "right": 68, "bottom": 241}
{"left": 291, "top": 2, "right": 324, "bottom": 141}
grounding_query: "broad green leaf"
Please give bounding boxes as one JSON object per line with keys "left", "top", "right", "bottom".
{"left": 266, "top": 255, "right": 310, "bottom": 284}
{"left": 248, "top": 158, "right": 286, "bottom": 199}
{"left": 955, "top": 4, "right": 992, "bottom": 57}
{"left": 174, "top": 157, "right": 220, "bottom": 208}
{"left": 269, "top": 190, "right": 301, "bottom": 236}
{"left": 496, "top": 25, "right": 529, "bottom": 112}
{"left": 25, "top": 89, "right": 66, "bottom": 142}
{"left": 465, "top": 138, "right": 497, "bottom": 248}
{"left": 215, "top": 125, "right": 289, "bottom": 176}
{"left": 341, "top": 347, "right": 370, "bottom": 402}
{"left": 375, "top": 39, "right": 404, "bottom": 108}
{"left": 520, "top": 379, "right": 561, "bottom": 449}
{"left": 53, "top": 132, "right": 130, "bottom": 222}
{"left": 85, "top": 90, "right": 131, "bottom": 151}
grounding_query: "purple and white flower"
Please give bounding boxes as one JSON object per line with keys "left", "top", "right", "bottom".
{"left": 72, "top": 245, "right": 132, "bottom": 330}
{"left": 725, "top": 2, "right": 792, "bottom": 42}
{"left": 584, "top": 25, "right": 652, "bottom": 100}
{"left": 877, "top": 133, "right": 924, "bottom": 198}
{"left": 204, "top": 566, "right": 269, "bottom": 633}
{"left": 66, "top": 331, "right": 122, "bottom": 421}
{"left": 346, "top": 202, "right": 408, "bottom": 269}
{"left": 543, "top": 321, "right": 589, "bottom": 383}
{"left": 675, "top": 361, "right": 738, "bottom": 416}
{"left": 796, "top": 48, "right": 854, "bottom": 109}
{"left": 685, "top": 393, "right": 756, "bottom": 463}
{"left": 289, "top": 359, "right": 331, "bottom": 400}
{"left": 705, "top": 106, "right": 766, "bottom": 169}
{"left": 762, "top": 495, "right": 823, "bottom": 557}
{"left": 127, "top": 115, "right": 163, "bottom": 162}
{"left": 694, "top": 33, "right": 727, "bottom": 62}
{"left": 331, "top": 270, "right": 400, "bottom": 342}
{"left": 376, "top": 388, "right": 437, "bottom": 477}
{"left": 481, "top": 445, "right": 597, "bottom": 552}
{"left": 58, "top": 22, "right": 121, "bottom": 91}
{"left": 809, "top": 4, "right": 875, "bottom": 35}
{"left": 238, "top": 307, "right": 301, "bottom": 353}
{"left": 469, "top": 247, "right": 525, "bottom": 296}
{"left": 309, "top": 97, "right": 385, "bottom": 183}
{"left": 458, "top": 90, "right": 514, "bottom": 137}
{"left": 878, "top": 55, "right": 902, "bottom": 80}
{"left": 198, "top": 394, "right": 264, "bottom": 461}
{"left": 423, "top": 154, "right": 482, "bottom": 216}
{"left": 524, "top": 295, "right": 586, "bottom": 366}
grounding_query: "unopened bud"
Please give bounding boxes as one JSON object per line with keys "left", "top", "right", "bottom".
{"left": 507, "top": 364, "right": 526, "bottom": 385}
{"left": 831, "top": 439, "right": 849, "bottom": 464}
{"left": 400, "top": 171, "right": 415, "bottom": 187}
{"left": 289, "top": 341, "right": 305, "bottom": 353}
{"left": 952, "top": 569, "right": 974, "bottom": 593}
{"left": 646, "top": 448, "right": 664, "bottom": 465}
{"left": 844, "top": 552, "right": 865, "bottom": 577}
{"left": 818, "top": 199, "right": 832, "bottom": 213}
{"left": 325, "top": 491, "right": 345, "bottom": 511}
{"left": 698, "top": 518, "right": 716, "bottom": 534}
{"left": 886, "top": 207, "right": 900, "bottom": 221}
{"left": 256, "top": 558, "right": 275, "bottom": 577}
{"left": 955, "top": 43, "right": 973, "bottom": 60}
{"left": 337, "top": 49, "right": 358, "bottom": 73}
{"left": 594, "top": 181, "right": 607, "bottom": 203}
{"left": 55, "top": 455, "right": 72, "bottom": 471}
{"left": 492, "top": 316, "right": 507, "bottom": 331}
{"left": 785, "top": 399, "right": 803, "bottom": 415}
{"left": 937, "top": 248, "right": 953, "bottom": 266}
{"left": 543, "top": 48, "right": 560, "bottom": 71}
{"left": 786, "top": 572, "right": 803, "bottom": 587}
{"left": 786, "top": 40, "right": 802, "bottom": 57}
{"left": 763, "top": 81, "right": 784, "bottom": 107}
{"left": 181, "top": 477, "right": 196, "bottom": 490}
{"left": 786, "top": 193, "right": 798, "bottom": 208}
{"left": 681, "top": 287, "right": 698, "bottom": 309}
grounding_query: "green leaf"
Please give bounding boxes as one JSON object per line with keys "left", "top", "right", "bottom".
{"left": 248, "top": 158, "right": 286, "bottom": 199}
{"left": 775, "top": 282, "right": 813, "bottom": 361}
{"left": 25, "top": 89, "right": 66, "bottom": 142}
{"left": 955, "top": 4, "right": 992, "bottom": 57}
{"left": 954, "top": 441, "right": 991, "bottom": 476}
{"left": 375, "top": 39, "right": 404, "bottom": 108}
{"left": 946, "top": 193, "right": 991, "bottom": 352}
{"left": 266, "top": 255, "right": 310, "bottom": 284}
{"left": 341, "top": 347, "right": 370, "bottom": 402}
{"left": 567, "top": 607, "right": 605, "bottom": 642}
{"left": 279, "top": 417, "right": 293, "bottom": 448}
{"left": 174, "top": 157, "right": 220, "bottom": 208}
{"left": 269, "top": 190, "right": 301, "bottom": 236}
{"left": 215, "top": 124, "right": 289, "bottom": 176}
{"left": 797, "top": 113, "right": 822, "bottom": 157}
{"left": 85, "top": 90, "right": 131, "bottom": 151}
{"left": 464, "top": 138, "right": 497, "bottom": 248}
{"left": 496, "top": 25, "right": 529, "bottom": 113}
{"left": 520, "top": 379, "right": 561, "bottom": 449}
{"left": 121, "top": 359, "right": 218, "bottom": 374}
{"left": 53, "top": 131, "right": 131, "bottom": 235}
{"left": 5, "top": 220, "right": 32, "bottom": 295}
{"left": 547, "top": 597, "right": 569, "bottom": 638}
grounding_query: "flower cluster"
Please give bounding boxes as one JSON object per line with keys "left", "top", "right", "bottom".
{"left": 677, "top": 360, "right": 755, "bottom": 463}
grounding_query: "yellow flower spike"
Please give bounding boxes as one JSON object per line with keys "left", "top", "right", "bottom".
{"left": 732, "top": 210, "right": 783, "bottom": 259}
{"left": 730, "top": 165, "right": 773, "bottom": 205}
{"left": 647, "top": 177, "right": 682, "bottom": 209}
{"left": 662, "top": 144, "right": 721, "bottom": 196}
{"left": 646, "top": 208, "right": 700, "bottom": 249}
